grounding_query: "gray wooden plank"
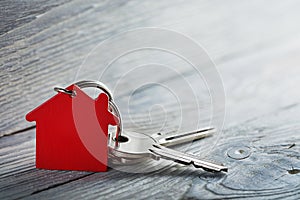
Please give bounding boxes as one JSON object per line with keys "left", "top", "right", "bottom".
{"left": 0, "top": 70, "right": 216, "bottom": 198}
{"left": 0, "top": 0, "right": 71, "bottom": 36}
{"left": 1, "top": 0, "right": 300, "bottom": 136}
{"left": 0, "top": 129, "right": 93, "bottom": 200}
{"left": 1, "top": 60, "right": 300, "bottom": 199}
{"left": 1, "top": 0, "right": 300, "bottom": 199}
{"left": 10, "top": 103, "right": 299, "bottom": 200}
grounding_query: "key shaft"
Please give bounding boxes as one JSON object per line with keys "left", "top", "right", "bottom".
{"left": 156, "top": 127, "right": 215, "bottom": 147}
{"left": 149, "top": 144, "right": 228, "bottom": 172}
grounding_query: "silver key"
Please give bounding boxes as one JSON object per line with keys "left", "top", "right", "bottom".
{"left": 109, "top": 127, "right": 214, "bottom": 160}
{"left": 108, "top": 128, "right": 214, "bottom": 166}
{"left": 109, "top": 129, "right": 228, "bottom": 173}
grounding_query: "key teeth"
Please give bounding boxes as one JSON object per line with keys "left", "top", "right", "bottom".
{"left": 194, "top": 164, "right": 228, "bottom": 173}
{"left": 175, "top": 160, "right": 228, "bottom": 173}
{"left": 152, "top": 148, "right": 228, "bottom": 173}
{"left": 198, "top": 165, "right": 228, "bottom": 173}
{"left": 174, "top": 160, "right": 193, "bottom": 166}
{"left": 193, "top": 157, "right": 228, "bottom": 173}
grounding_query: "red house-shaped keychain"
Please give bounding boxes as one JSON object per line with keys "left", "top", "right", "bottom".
{"left": 26, "top": 84, "right": 119, "bottom": 172}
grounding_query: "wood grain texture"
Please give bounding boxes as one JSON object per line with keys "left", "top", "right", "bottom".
{"left": 1, "top": 0, "right": 300, "bottom": 199}
{"left": 1, "top": 104, "right": 299, "bottom": 199}
{"left": 0, "top": 129, "right": 92, "bottom": 199}
{"left": 1, "top": 0, "right": 300, "bottom": 136}
{"left": 0, "top": 0, "right": 70, "bottom": 36}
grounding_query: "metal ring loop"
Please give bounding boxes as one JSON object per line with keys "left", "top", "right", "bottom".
{"left": 75, "top": 80, "right": 114, "bottom": 101}
{"left": 54, "top": 87, "right": 76, "bottom": 97}
{"left": 74, "top": 80, "right": 122, "bottom": 139}
{"left": 108, "top": 101, "right": 122, "bottom": 139}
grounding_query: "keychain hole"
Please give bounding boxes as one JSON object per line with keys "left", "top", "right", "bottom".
{"left": 115, "top": 135, "right": 129, "bottom": 143}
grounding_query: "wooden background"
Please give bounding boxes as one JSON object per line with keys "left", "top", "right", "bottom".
{"left": 1, "top": 0, "right": 300, "bottom": 199}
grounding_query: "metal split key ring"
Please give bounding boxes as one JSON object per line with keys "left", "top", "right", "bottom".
{"left": 54, "top": 80, "right": 122, "bottom": 140}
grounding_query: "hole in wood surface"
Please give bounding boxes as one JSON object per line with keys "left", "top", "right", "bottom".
{"left": 238, "top": 149, "right": 245, "bottom": 154}
{"left": 287, "top": 143, "right": 295, "bottom": 149}
{"left": 288, "top": 168, "right": 300, "bottom": 174}
{"left": 227, "top": 146, "right": 251, "bottom": 160}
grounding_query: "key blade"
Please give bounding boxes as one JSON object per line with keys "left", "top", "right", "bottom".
{"left": 157, "top": 127, "right": 215, "bottom": 147}
{"left": 150, "top": 144, "right": 228, "bottom": 173}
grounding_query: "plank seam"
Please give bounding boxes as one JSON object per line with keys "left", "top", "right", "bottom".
{"left": 27, "top": 172, "right": 95, "bottom": 197}
{"left": 0, "top": 125, "right": 36, "bottom": 139}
